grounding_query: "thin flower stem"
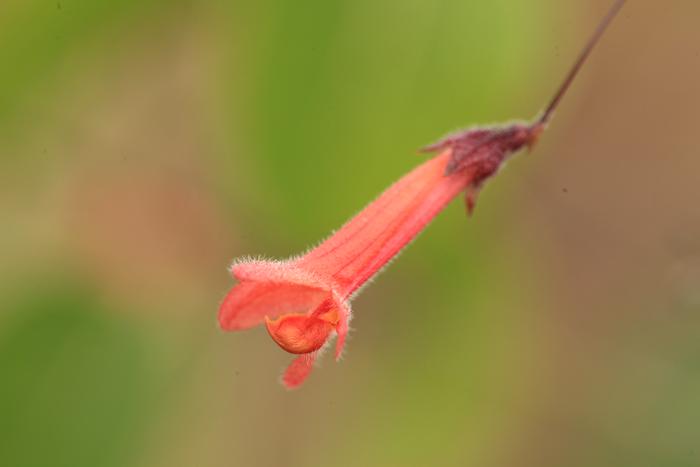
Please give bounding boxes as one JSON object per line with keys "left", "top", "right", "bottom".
{"left": 539, "top": 0, "right": 626, "bottom": 126}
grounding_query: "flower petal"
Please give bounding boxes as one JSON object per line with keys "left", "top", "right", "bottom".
{"left": 282, "top": 352, "right": 318, "bottom": 389}
{"left": 264, "top": 313, "right": 335, "bottom": 354}
{"left": 334, "top": 300, "right": 350, "bottom": 360}
{"left": 232, "top": 259, "right": 331, "bottom": 290}
{"left": 218, "top": 281, "right": 327, "bottom": 330}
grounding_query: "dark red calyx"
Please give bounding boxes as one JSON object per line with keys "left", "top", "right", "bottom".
{"left": 421, "top": 122, "right": 540, "bottom": 177}
{"left": 421, "top": 121, "right": 543, "bottom": 215}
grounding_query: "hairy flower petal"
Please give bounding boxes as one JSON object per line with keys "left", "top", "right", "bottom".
{"left": 282, "top": 352, "right": 318, "bottom": 389}
{"left": 219, "top": 281, "right": 328, "bottom": 330}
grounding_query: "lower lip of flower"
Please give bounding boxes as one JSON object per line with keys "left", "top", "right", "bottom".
{"left": 264, "top": 307, "right": 339, "bottom": 354}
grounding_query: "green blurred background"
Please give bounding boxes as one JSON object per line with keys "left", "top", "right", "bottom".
{"left": 1, "top": 1, "right": 699, "bottom": 466}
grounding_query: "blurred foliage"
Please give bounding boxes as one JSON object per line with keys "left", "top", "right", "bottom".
{"left": 0, "top": 0, "right": 165, "bottom": 140}
{"left": 0, "top": 279, "right": 155, "bottom": 467}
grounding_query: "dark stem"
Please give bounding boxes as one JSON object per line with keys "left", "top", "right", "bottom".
{"left": 538, "top": 0, "right": 626, "bottom": 126}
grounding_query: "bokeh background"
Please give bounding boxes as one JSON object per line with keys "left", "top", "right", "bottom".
{"left": 1, "top": 1, "right": 699, "bottom": 466}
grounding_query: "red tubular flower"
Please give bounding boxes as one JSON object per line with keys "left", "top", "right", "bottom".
{"left": 219, "top": 0, "right": 625, "bottom": 388}
{"left": 219, "top": 132, "right": 538, "bottom": 388}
